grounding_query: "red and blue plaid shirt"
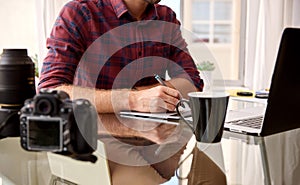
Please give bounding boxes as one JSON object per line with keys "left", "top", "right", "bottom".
{"left": 38, "top": 0, "right": 203, "bottom": 91}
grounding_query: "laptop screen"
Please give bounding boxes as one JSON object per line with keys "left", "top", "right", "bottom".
{"left": 261, "top": 28, "right": 300, "bottom": 136}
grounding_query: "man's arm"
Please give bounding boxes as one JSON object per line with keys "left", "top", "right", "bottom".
{"left": 165, "top": 78, "right": 200, "bottom": 99}
{"left": 160, "top": 6, "right": 204, "bottom": 91}
{"left": 55, "top": 84, "right": 181, "bottom": 113}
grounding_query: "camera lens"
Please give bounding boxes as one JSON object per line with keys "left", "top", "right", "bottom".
{"left": 36, "top": 99, "right": 53, "bottom": 115}
{"left": 0, "top": 49, "right": 36, "bottom": 108}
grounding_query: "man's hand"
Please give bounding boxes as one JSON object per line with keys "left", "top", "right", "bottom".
{"left": 129, "top": 86, "right": 180, "bottom": 112}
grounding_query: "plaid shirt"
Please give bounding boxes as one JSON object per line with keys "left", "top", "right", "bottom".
{"left": 38, "top": 0, "right": 203, "bottom": 90}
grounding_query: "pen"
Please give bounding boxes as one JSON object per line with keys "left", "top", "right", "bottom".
{"left": 154, "top": 74, "right": 167, "bottom": 86}
{"left": 154, "top": 74, "right": 185, "bottom": 108}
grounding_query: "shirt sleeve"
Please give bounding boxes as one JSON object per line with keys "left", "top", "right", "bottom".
{"left": 38, "top": 1, "right": 89, "bottom": 91}
{"left": 162, "top": 7, "right": 204, "bottom": 91}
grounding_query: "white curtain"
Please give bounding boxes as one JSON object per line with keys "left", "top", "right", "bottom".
{"left": 35, "top": 0, "right": 70, "bottom": 75}
{"left": 244, "top": 0, "right": 300, "bottom": 90}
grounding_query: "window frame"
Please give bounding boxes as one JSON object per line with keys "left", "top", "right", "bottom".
{"left": 181, "top": 0, "right": 247, "bottom": 87}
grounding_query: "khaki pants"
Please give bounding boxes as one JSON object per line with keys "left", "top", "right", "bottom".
{"left": 100, "top": 137, "right": 226, "bottom": 185}
{"left": 187, "top": 147, "right": 227, "bottom": 185}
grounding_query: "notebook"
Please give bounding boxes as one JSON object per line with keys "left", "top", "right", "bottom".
{"left": 119, "top": 106, "right": 191, "bottom": 125}
{"left": 224, "top": 27, "right": 300, "bottom": 136}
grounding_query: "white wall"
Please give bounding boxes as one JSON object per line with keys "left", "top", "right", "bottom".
{"left": 0, "top": 0, "right": 38, "bottom": 57}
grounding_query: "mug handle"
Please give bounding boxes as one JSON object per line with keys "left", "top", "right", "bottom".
{"left": 176, "top": 99, "right": 194, "bottom": 132}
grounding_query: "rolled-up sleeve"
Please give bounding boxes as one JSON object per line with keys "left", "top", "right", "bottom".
{"left": 38, "top": 1, "right": 89, "bottom": 91}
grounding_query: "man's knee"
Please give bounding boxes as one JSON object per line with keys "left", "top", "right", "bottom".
{"left": 109, "top": 161, "right": 167, "bottom": 185}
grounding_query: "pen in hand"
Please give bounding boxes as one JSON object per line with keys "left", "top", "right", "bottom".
{"left": 154, "top": 74, "right": 185, "bottom": 108}
{"left": 153, "top": 74, "right": 184, "bottom": 156}
{"left": 154, "top": 74, "right": 167, "bottom": 86}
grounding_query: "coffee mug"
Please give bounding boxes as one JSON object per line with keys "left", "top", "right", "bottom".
{"left": 176, "top": 92, "right": 229, "bottom": 143}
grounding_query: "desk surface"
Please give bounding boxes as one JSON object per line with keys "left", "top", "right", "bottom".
{"left": 0, "top": 100, "right": 299, "bottom": 185}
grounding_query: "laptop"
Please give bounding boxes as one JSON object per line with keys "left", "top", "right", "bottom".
{"left": 224, "top": 27, "right": 300, "bottom": 136}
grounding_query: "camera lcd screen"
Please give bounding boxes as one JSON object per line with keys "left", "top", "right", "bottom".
{"left": 27, "top": 118, "right": 62, "bottom": 151}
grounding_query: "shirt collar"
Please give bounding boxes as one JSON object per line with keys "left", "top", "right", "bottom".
{"left": 110, "top": 0, "right": 128, "bottom": 18}
{"left": 110, "top": 0, "right": 159, "bottom": 20}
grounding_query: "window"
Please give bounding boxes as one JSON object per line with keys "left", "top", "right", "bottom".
{"left": 192, "top": 0, "right": 233, "bottom": 43}
{"left": 182, "top": 0, "right": 246, "bottom": 86}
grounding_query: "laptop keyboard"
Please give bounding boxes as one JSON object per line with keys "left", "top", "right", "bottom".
{"left": 226, "top": 116, "right": 264, "bottom": 129}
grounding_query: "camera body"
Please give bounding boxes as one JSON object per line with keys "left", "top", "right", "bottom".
{"left": 19, "top": 89, "right": 98, "bottom": 156}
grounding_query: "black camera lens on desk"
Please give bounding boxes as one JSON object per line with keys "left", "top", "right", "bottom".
{"left": 0, "top": 49, "right": 36, "bottom": 107}
{"left": 0, "top": 49, "right": 36, "bottom": 139}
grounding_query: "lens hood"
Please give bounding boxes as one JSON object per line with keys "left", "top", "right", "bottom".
{"left": 0, "top": 49, "right": 36, "bottom": 107}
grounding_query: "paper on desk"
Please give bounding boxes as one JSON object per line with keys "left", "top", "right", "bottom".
{"left": 230, "top": 96, "right": 268, "bottom": 105}
{"left": 119, "top": 114, "right": 180, "bottom": 125}
{"left": 119, "top": 111, "right": 180, "bottom": 119}
{"left": 119, "top": 107, "right": 191, "bottom": 120}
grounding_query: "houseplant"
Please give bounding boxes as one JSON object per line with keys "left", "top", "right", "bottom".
{"left": 196, "top": 61, "right": 215, "bottom": 71}
{"left": 196, "top": 61, "right": 215, "bottom": 91}
{"left": 31, "top": 54, "right": 39, "bottom": 78}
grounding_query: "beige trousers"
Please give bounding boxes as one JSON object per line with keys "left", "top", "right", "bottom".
{"left": 100, "top": 137, "right": 226, "bottom": 185}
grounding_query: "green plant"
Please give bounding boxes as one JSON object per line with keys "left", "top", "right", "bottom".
{"left": 196, "top": 61, "right": 215, "bottom": 71}
{"left": 30, "top": 54, "right": 39, "bottom": 77}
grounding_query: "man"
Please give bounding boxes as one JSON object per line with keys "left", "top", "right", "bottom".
{"left": 38, "top": 0, "right": 211, "bottom": 184}
{"left": 38, "top": 0, "right": 203, "bottom": 113}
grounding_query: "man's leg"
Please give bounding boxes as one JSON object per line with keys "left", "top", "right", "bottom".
{"left": 186, "top": 147, "right": 227, "bottom": 185}
{"left": 100, "top": 137, "right": 167, "bottom": 185}
{"left": 109, "top": 160, "right": 167, "bottom": 185}
{"left": 148, "top": 144, "right": 185, "bottom": 180}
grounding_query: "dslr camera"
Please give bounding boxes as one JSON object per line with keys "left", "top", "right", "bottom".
{"left": 19, "top": 89, "right": 98, "bottom": 157}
